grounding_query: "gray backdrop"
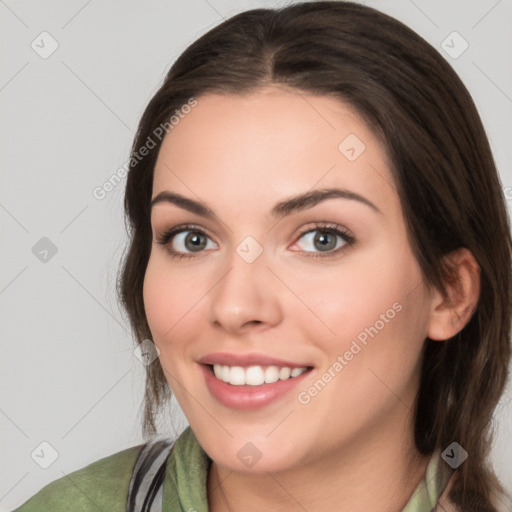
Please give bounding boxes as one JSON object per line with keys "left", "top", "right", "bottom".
{"left": 1, "top": 0, "right": 511, "bottom": 509}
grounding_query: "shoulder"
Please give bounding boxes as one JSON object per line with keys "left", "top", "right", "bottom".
{"left": 436, "top": 473, "right": 512, "bottom": 512}
{"left": 12, "top": 444, "right": 144, "bottom": 512}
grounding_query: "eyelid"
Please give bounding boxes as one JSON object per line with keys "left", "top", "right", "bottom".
{"left": 155, "top": 223, "right": 217, "bottom": 248}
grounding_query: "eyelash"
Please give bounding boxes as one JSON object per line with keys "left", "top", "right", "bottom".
{"left": 155, "top": 222, "right": 355, "bottom": 260}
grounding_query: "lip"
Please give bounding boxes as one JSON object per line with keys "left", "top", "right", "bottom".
{"left": 197, "top": 352, "right": 310, "bottom": 368}
{"left": 199, "top": 363, "right": 313, "bottom": 410}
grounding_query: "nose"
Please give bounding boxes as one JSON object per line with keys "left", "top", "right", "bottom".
{"left": 207, "top": 245, "right": 283, "bottom": 335}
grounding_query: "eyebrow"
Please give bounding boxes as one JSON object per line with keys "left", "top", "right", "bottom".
{"left": 150, "top": 187, "right": 382, "bottom": 219}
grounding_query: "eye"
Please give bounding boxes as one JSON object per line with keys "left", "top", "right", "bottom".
{"left": 156, "top": 224, "right": 217, "bottom": 260}
{"left": 156, "top": 222, "right": 355, "bottom": 260}
{"left": 292, "top": 223, "right": 355, "bottom": 258}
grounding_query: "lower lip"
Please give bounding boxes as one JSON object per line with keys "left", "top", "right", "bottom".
{"left": 200, "top": 364, "right": 313, "bottom": 410}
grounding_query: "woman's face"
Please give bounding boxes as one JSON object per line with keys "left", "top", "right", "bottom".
{"left": 143, "top": 87, "right": 433, "bottom": 473}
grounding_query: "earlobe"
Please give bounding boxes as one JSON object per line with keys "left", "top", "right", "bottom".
{"left": 426, "top": 247, "right": 481, "bottom": 341}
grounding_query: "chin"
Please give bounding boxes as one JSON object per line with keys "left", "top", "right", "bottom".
{"left": 200, "top": 432, "right": 306, "bottom": 474}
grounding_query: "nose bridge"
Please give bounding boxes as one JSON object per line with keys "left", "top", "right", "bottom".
{"left": 207, "top": 236, "right": 282, "bottom": 332}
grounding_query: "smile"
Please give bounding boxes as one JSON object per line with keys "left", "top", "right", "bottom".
{"left": 212, "top": 364, "right": 308, "bottom": 386}
{"left": 201, "top": 363, "right": 314, "bottom": 410}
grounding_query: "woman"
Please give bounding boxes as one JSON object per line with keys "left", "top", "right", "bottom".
{"left": 14, "top": 1, "right": 511, "bottom": 511}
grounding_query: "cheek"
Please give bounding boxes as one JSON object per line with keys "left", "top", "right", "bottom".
{"left": 143, "top": 257, "right": 171, "bottom": 339}
{"left": 302, "top": 246, "right": 428, "bottom": 369}
{"left": 337, "top": 261, "right": 427, "bottom": 393}
{"left": 291, "top": 253, "right": 410, "bottom": 341}
{"left": 142, "top": 253, "right": 212, "bottom": 355}
{"left": 293, "top": 261, "right": 428, "bottom": 435}
{"left": 143, "top": 255, "right": 186, "bottom": 349}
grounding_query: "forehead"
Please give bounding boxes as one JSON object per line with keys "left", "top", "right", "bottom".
{"left": 152, "top": 87, "right": 397, "bottom": 216}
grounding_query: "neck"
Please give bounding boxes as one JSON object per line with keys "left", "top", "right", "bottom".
{"left": 207, "top": 412, "right": 430, "bottom": 512}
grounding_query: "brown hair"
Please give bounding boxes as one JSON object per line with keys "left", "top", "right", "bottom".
{"left": 117, "top": 2, "right": 512, "bottom": 510}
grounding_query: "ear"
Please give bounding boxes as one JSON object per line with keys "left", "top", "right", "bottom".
{"left": 427, "top": 247, "right": 481, "bottom": 341}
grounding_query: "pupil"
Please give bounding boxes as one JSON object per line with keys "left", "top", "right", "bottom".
{"left": 186, "top": 232, "right": 206, "bottom": 252}
{"left": 315, "top": 232, "right": 335, "bottom": 251}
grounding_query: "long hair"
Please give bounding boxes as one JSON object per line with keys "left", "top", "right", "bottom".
{"left": 117, "top": 2, "right": 512, "bottom": 510}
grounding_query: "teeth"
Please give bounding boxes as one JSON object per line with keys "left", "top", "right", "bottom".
{"left": 279, "top": 367, "right": 291, "bottom": 380}
{"left": 212, "top": 364, "right": 308, "bottom": 386}
{"left": 264, "top": 366, "right": 279, "bottom": 384}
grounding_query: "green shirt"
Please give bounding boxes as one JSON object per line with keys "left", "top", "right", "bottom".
{"left": 13, "top": 426, "right": 450, "bottom": 511}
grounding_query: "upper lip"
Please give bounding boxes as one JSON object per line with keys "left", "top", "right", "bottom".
{"left": 197, "top": 352, "right": 312, "bottom": 368}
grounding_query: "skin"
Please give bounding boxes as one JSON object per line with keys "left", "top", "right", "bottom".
{"left": 143, "top": 86, "right": 480, "bottom": 511}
